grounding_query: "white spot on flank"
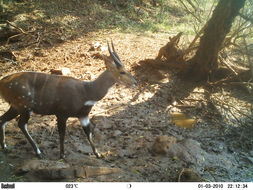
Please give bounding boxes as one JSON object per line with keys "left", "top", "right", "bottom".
{"left": 28, "top": 92, "right": 31, "bottom": 96}
{"left": 15, "top": 82, "right": 18, "bottom": 85}
{"left": 79, "top": 116, "right": 90, "bottom": 127}
{"left": 22, "top": 85, "right": 26, "bottom": 89}
{"left": 84, "top": 100, "right": 97, "bottom": 106}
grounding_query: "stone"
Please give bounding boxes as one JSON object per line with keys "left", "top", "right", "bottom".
{"left": 113, "top": 130, "right": 122, "bottom": 137}
{"left": 16, "top": 159, "right": 121, "bottom": 180}
{"left": 151, "top": 135, "right": 177, "bottom": 155}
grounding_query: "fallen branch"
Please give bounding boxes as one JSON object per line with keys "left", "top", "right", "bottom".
{"left": 218, "top": 55, "right": 238, "bottom": 75}
{"left": 214, "top": 95, "right": 253, "bottom": 121}
{"left": 209, "top": 70, "right": 251, "bottom": 86}
{"left": 5, "top": 20, "right": 34, "bottom": 45}
{"left": 242, "top": 37, "right": 252, "bottom": 78}
{"left": 6, "top": 20, "right": 28, "bottom": 34}
{"left": 6, "top": 33, "right": 23, "bottom": 45}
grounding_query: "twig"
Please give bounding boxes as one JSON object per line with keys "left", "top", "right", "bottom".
{"left": 218, "top": 55, "right": 238, "bottom": 75}
{"left": 2, "top": 58, "right": 18, "bottom": 65}
{"left": 239, "top": 13, "right": 253, "bottom": 24}
{"left": 229, "top": 81, "right": 253, "bottom": 85}
{"left": 206, "top": 1, "right": 216, "bottom": 20}
{"left": 174, "top": 105, "right": 195, "bottom": 108}
{"left": 6, "top": 33, "right": 23, "bottom": 45}
{"left": 5, "top": 20, "right": 36, "bottom": 45}
{"left": 178, "top": 0, "right": 202, "bottom": 23}
{"left": 6, "top": 20, "right": 27, "bottom": 34}
{"left": 187, "top": 24, "right": 206, "bottom": 50}
{"left": 222, "top": 20, "right": 250, "bottom": 48}
{"left": 215, "top": 96, "right": 253, "bottom": 121}
{"left": 242, "top": 37, "right": 252, "bottom": 78}
{"left": 178, "top": 168, "right": 186, "bottom": 182}
{"left": 183, "top": 98, "right": 204, "bottom": 102}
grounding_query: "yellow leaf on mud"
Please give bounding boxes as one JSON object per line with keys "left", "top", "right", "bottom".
{"left": 170, "top": 112, "right": 187, "bottom": 120}
{"left": 170, "top": 112, "right": 197, "bottom": 129}
{"left": 173, "top": 119, "right": 197, "bottom": 128}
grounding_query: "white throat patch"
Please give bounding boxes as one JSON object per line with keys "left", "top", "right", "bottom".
{"left": 84, "top": 100, "right": 97, "bottom": 106}
{"left": 79, "top": 116, "right": 90, "bottom": 127}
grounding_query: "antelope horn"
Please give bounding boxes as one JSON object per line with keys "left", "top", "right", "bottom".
{"left": 111, "top": 40, "right": 120, "bottom": 61}
{"left": 107, "top": 41, "right": 122, "bottom": 67}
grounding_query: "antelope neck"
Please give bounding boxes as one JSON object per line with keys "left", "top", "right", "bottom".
{"left": 85, "top": 70, "right": 116, "bottom": 101}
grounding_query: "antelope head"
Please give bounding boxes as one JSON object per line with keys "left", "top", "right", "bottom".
{"left": 104, "top": 41, "right": 137, "bottom": 86}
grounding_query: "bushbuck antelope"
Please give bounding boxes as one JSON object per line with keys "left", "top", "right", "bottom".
{"left": 0, "top": 41, "right": 136, "bottom": 158}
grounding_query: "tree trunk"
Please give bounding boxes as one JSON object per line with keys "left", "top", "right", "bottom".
{"left": 188, "top": 0, "right": 246, "bottom": 80}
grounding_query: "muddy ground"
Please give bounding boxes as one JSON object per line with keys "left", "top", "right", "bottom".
{"left": 0, "top": 31, "right": 253, "bottom": 182}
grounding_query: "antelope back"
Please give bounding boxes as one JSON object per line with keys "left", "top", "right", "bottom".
{"left": 0, "top": 72, "right": 86, "bottom": 114}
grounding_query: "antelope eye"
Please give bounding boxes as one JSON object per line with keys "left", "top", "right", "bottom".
{"left": 120, "top": 71, "right": 126, "bottom": 74}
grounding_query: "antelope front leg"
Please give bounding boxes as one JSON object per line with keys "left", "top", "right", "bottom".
{"left": 79, "top": 116, "right": 101, "bottom": 158}
{"left": 56, "top": 116, "right": 67, "bottom": 159}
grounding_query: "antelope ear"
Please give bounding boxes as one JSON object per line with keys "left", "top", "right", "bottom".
{"left": 103, "top": 55, "right": 118, "bottom": 70}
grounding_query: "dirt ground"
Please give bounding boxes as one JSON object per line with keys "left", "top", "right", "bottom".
{"left": 0, "top": 30, "right": 253, "bottom": 182}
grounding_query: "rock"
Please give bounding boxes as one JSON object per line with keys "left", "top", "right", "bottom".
{"left": 50, "top": 67, "right": 71, "bottom": 76}
{"left": 113, "top": 130, "right": 122, "bottom": 137}
{"left": 151, "top": 135, "right": 177, "bottom": 155}
{"left": 16, "top": 159, "right": 70, "bottom": 174}
{"left": 167, "top": 139, "right": 207, "bottom": 165}
{"left": 117, "top": 149, "right": 135, "bottom": 158}
{"left": 31, "top": 168, "right": 75, "bottom": 180}
{"left": 89, "top": 42, "right": 103, "bottom": 51}
{"left": 29, "top": 166, "right": 120, "bottom": 180}
{"left": 77, "top": 166, "right": 121, "bottom": 178}
{"left": 151, "top": 137, "right": 207, "bottom": 165}
{"left": 16, "top": 159, "right": 121, "bottom": 180}
{"left": 74, "top": 142, "right": 92, "bottom": 154}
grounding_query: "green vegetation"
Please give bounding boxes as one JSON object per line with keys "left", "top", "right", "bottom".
{"left": 1, "top": 0, "right": 252, "bottom": 37}
{"left": 0, "top": 0, "right": 210, "bottom": 35}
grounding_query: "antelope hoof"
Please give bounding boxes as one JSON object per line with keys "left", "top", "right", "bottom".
{"left": 36, "top": 153, "right": 44, "bottom": 159}
{"left": 1, "top": 143, "right": 7, "bottom": 150}
{"left": 60, "top": 154, "right": 66, "bottom": 159}
{"left": 2, "top": 145, "right": 11, "bottom": 153}
{"left": 95, "top": 152, "right": 103, "bottom": 159}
